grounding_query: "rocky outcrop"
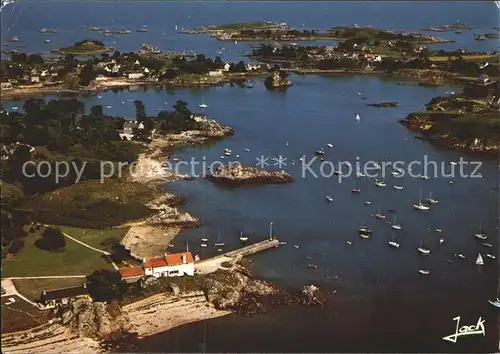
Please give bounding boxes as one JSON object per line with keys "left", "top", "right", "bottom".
{"left": 207, "top": 162, "right": 294, "bottom": 186}
{"left": 366, "top": 101, "right": 398, "bottom": 108}
{"left": 297, "top": 285, "right": 326, "bottom": 306}
{"left": 264, "top": 70, "right": 293, "bottom": 90}
{"left": 201, "top": 270, "right": 290, "bottom": 315}
{"left": 61, "top": 298, "right": 130, "bottom": 339}
{"left": 194, "top": 116, "right": 235, "bottom": 138}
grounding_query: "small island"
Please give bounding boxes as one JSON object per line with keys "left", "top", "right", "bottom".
{"left": 366, "top": 101, "right": 398, "bottom": 108}
{"left": 207, "top": 163, "right": 294, "bottom": 186}
{"left": 264, "top": 69, "right": 293, "bottom": 90}
{"left": 51, "top": 40, "right": 113, "bottom": 55}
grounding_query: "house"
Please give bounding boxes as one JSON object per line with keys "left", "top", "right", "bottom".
{"left": 128, "top": 72, "right": 144, "bottom": 80}
{"left": 208, "top": 70, "right": 223, "bottom": 77}
{"left": 143, "top": 252, "right": 195, "bottom": 277}
{"left": 119, "top": 252, "right": 195, "bottom": 282}
{"left": 39, "top": 284, "right": 89, "bottom": 309}
{"left": 119, "top": 266, "right": 145, "bottom": 283}
{"left": 95, "top": 75, "right": 108, "bottom": 82}
{"left": 223, "top": 63, "right": 231, "bottom": 72}
{"left": 1, "top": 82, "right": 13, "bottom": 90}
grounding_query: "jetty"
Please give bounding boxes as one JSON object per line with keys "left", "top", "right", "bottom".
{"left": 196, "top": 238, "right": 280, "bottom": 274}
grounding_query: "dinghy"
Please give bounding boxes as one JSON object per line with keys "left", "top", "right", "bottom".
{"left": 476, "top": 253, "right": 484, "bottom": 266}
{"left": 418, "top": 269, "right": 430, "bottom": 275}
{"left": 326, "top": 196, "right": 334, "bottom": 203}
{"left": 486, "top": 254, "right": 496, "bottom": 260}
{"left": 393, "top": 185, "right": 404, "bottom": 190}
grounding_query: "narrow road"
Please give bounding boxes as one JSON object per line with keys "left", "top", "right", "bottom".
{"left": 61, "top": 232, "right": 111, "bottom": 255}
{"left": 1, "top": 278, "right": 38, "bottom": 306}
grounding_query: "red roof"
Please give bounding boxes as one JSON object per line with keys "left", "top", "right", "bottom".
{"left": 119, "top": 266, "right": 145, "bottom": 278}
{"left": 166, "top": 252, "right": 193, "bottom": 266}
{"left": 143, "top": 252, "right": 194, "bottom": 269}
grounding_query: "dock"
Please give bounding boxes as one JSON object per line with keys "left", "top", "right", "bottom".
{"left": 195, "top": 238, "right": 280, "bottom": 274}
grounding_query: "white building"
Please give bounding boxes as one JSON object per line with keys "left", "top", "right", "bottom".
{"left": 223, "top": 63, "right": 231, "bottom": 72}
{"left": 208, "top": 70, "right": 223, "bottom": 77}
{"left": 143, "top": 252, "right": 195, "bottom": 277}
{"left": 128, "top": 72, "right": 144, "bottom": 80}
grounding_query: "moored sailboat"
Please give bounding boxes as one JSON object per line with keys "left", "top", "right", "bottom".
{"left": 476, "top": 253, "right": 484, "bottom": 266}
{"left": 391, "top": 216, "right": 402, "bottom": 230}
{"left": 413, "top": 189, "right": 430, "bottom": 211}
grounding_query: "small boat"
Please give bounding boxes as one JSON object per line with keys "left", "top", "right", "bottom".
{"left": 9, "top": 36, "right": 20, "bottom": 42}
{"left": 417, "top": 240, "right": 431, "bottom": 255}
{"left": 106, "top": 105, "right": 112, "bottom": 109}
{"left": 356, "top": 172, "right": 365, "bottom": 177}
{"left": 375, "top": 207, "right": 386, "bottom": 220}
{"left": 279, "top": 241, "right": 287, "bottom": 245}
{"left": 244, "top": 148, "right": 250, "bottom": 152}
{"left": 474, "top": 223, "right": 487, "bottom": 240}
{"left": 355, "top": 113, "right": 361, "bottom": 122}
{"left": 351, "top": 180, "right": 360, "bottom": 194}
{"left": 224, "top": 151, "right": 232, "bottom": 156}
{"left": 327, "top": 143, "right": 334, "bottom": 148}
{"left": 97, "top": 95, "right": 102, "bottom": 99}
{"left": 486, "top": 254, "right": 496, "bottom": 259}
{"left": 420, "top": 175, "right": 430, "bottom": 180}
{"left": 44, "top": 39, "right": 51, "bottom": 43}
{"left": 449, "top": 180, "right": 455, "bottom": 185}
{"left": 413, "top": 189, "right": 430, "bottom": 211}
{"left": 364, "top": 201, "right": 371, "bottom": 205}
{"left": 450, "top": 161, "right": 458, "bottom": 166}
{"left": 358, "top": 226, "right": 372, "bottom": 238}
{"left": 455, "top": 253, "right": 466, "bottom": 259}
{"left": 488, "top": 298, "right": 500, "bottom": 308}
{"left": 375, "top": 180, "right": 386, "bottom": 187}
{"left": 393, "top": 185, "right": 404, "bottom": 190}
{"left": 418, "top": 269, "right": 430, "bottom": 275}
{"left": 346, "top": 240, "right": 352, "bottom": 245}
{"left": 315, "top": 149, "right": 325, "bottom": 156}
{"left": 239, "top": 232, "right": 248, "bottom": 242}
{"left": 293, "top": 245, "right": 300, "bottom": 249}
{"left": 198, "top": 95, "right": 208, "bottom": 108}
{"left": 11, "top": 106, "right": 18, "bottom": 110}
{"left": 201, "top": 243, "right": 207, "bottom": 247}
{"left": 214, "top": 229, "right": 225, "bottom": 247}
{"left": 439, "top": 238, "right": 444, "bottom": 245}
{"left": 391, "top": 171, "right": 402, "bottom": 177}
{"left": 326, "top": 196, "right": 334, "bottom": 203}
{"left": 308, "top": 264, "right": 318, "bottom": 270}
{"left": 436, "top": 229, "right": 442, "bottom": 232}
{"left": 388, "top": 241, "right": 400, "bottom": 248}
{"left": 476, "top": 253, "right": 484, "bottom": 266}
{"left": 425, "top": 192, "right": 439, "bottom": 204}
{"left": 482, "top": 242, "right": 493, "bottom": 248}
{"left": 217, "top": 248, "right": 223, "bottom": 252}
{"left": 391, "top": 216, "right": 402, "bottom": 230}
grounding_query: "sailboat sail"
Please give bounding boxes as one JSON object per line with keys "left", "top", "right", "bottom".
{"left": 476, "top": 253, "right": 484, "bottom": 266}
{"left": 496, "top": 1, "right": 500, "bottom": 10}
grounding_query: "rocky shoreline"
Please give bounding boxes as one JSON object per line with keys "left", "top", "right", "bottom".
{"left": 207, "top": 163, "right": 294, "bottom": 186}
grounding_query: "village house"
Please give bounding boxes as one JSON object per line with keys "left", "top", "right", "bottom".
{"left": 223, "top": 63, "right": 231, "bottom": 72}
{"left": 38, "top": 284, "right": 89, "bottom": 310}
{"left": 208, "top": 70, "right": 223, "bottom": 77}
{"left": 119, "top": 120, "right": 139, "bottom": 140}
{"left": 1, "top": 82, "right": 13, "bottom": 90}
{"left": 128, "top": 72, "right": 144, "bottom": 80}
{"left": 95, "top": 75, "right": 108, "bottom": 82}
{"left": 119, "top": 251, "right": 195, "bottom": 283}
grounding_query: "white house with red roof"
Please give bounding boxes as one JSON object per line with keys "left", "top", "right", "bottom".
{"left": 119, "top": 251, "right": 195, "bottom": 282}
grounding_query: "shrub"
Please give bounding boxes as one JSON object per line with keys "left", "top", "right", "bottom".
{"left": 34, "top": 227, "right": 66, "bottom": 251}
{"left": 8, "top": 238, "right": 24, "bottom": 254}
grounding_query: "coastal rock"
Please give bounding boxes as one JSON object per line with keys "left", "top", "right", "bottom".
{"left": 194, "top": 116, "right": 235, "bottom": 138}
{"left": 201, "top": 270, "right": 289, "bottom": 315}
{"left": 297, "top": 285, "right": 326, "bottom": 306}
{"left": 264, "top": 70, "right": 293, "bottom": 90}
{"left": 207, "top": 162, "right": 294, "bottom": 186}
{"left": 366, "top": 101, "right": 398, "bottom": 108}
{"left": 61, "top": 298, "right": 130, "bottom": 339}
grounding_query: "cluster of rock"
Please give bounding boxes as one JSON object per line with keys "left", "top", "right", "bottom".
{"left": 297, "top": 285, "right": 327, "bottom": 306}
{"left": 201, "top": 270, "right": 291, "bottom": 315}
{"left": 207, "top": 162, "right": 294, "bottom": 186}
{"left": 264, "top": 70, "right": 294, "bottom": 90}
{"left": 194, "top": 116, "right": 235, "bottom": 138}
{"left": 146, "top": 203, "right": 199, "bottom": 228}
{"left": 366, "top": 101, "right": 398, "bottom": 108}
{"left": 61, "top": 298, "right": 130, "bottom": 339}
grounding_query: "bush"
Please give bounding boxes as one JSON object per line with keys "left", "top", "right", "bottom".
{"left": 8, "top": 238, "right": 24, "bottom": 254}
{"left": 34, "top": 227, "right": 66, "bottom": 251}
{"left": 87, "top": 269, "right": 127, "bottom": 302}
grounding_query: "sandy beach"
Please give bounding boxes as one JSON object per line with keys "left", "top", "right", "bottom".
{"left": 2, "top": 292, "right": 230, "bottom": 353}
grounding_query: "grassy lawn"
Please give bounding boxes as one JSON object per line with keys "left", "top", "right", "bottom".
{"left": 1, "top": 295, "right": 48, "bottom": 333}
{"left": 56, "top": 225, "right": 129, "bottom": 250}
{"left": 2, "top": 227, "right": 113, "bottom": 277}
{"left": 429, "top": 54, "right": 497, "bottom": 62}
{"left": 13, "top": 278, "right": 86, "bottom": 302}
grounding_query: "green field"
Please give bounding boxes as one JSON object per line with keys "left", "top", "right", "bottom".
{"left": 2, "top": 227, "right": 113, "bottom": 277}
{"left": 57, "top": 225, "right": 129, "bottom": 250}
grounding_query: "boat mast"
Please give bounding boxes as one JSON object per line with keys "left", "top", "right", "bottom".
{"left": 269, "top": 221, "right": 273, "bottom": 240}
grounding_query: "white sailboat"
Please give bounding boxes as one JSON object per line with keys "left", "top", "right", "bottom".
{"left": 214, "top": 229, "right": 225, "bottom": 247}
{"left": 474, "top": 223, "right": 487, "bottom": 240}
{"left": 413, "top": 189, "right": 430, "bottom": 211}
{"left": 418, "top": 269, "right": 430, "bottom": 275}
{"left": 326, "top": 195, "right": 334, "bottom": 202}
{"left": 351, "top": 180, "right": 360, "bottom": 193}
{"left": 355, "top": 113, "right": 361, "bottom": 122}
{"left": 388, "top": 231, "right": 400, "bottom": 248}
{"left": 375, "top": 206, "right": 386, "bottom": 220}
{"left": 198, "top": 95, "right": 208, "bottom": 108}
{"left": 417, "top": 240, "right": 431, "bottom": 255}
{"left": 475, "top": 253, "right": 484, "bottom": 266}
{"left": 239, "top": 231, "right": 248, "bottom": 242}
{"left": 425, "top": 192, "right": 439, "bottom": 204}
{"left": 393, "top": 185, "right": 404, "bottom": 190}
{"left": 391, "top": 216, "right": 402, "bottom": 230}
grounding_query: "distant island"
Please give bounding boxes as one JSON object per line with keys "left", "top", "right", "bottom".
{"left": 51, "top": 40, "right": 113, "bottom": 55}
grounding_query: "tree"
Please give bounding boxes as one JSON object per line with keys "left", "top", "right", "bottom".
{"left": 34, "top": 227, "right": 66, "bottom": 251}
{"left": 11, "top": 53, "right": 28, "bottom": 63}
{"left": 134, "top": 100, "right": 146, "bottom": 121}
{"left": 86, "top": 269, "right": 127, "bottom": 302}
{"left": 28, "top": 54, "right": 45, "bottom": 66}
{"left": 90, "top": 105, "right": 104, "bottom": 117}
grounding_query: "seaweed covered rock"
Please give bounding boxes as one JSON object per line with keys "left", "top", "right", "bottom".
{"left": 264, "top": 70, "right": 293, "bottom": 90}
{"left": 207, "top": 162, "right": 294, "bottom": 186}
{"left": 296, "top": 285, "right": 326, "bottom": 306}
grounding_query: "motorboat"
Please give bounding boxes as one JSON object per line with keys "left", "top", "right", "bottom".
{"left": 482, "top": 242, "right": 493, "bottom": 248}
{"left": 455, "top": 253, "right": 466, "bottom": 259}
{"left": 326, "top": 196, "right": 334, "bottom": 203}
{"left": 418, "top": 269, "right": 430, "bottom": 275}
{"left": 356, "top": 172, "right": 365, "bottom": 177}
{"left": 393, "top": 185, "right": 404, "bottom": 190}
{"left": 327, "top": 143, "right": 334, "bottom": 148}
{"left": 364, "top": 201, "right": 371, "bottom": 205}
